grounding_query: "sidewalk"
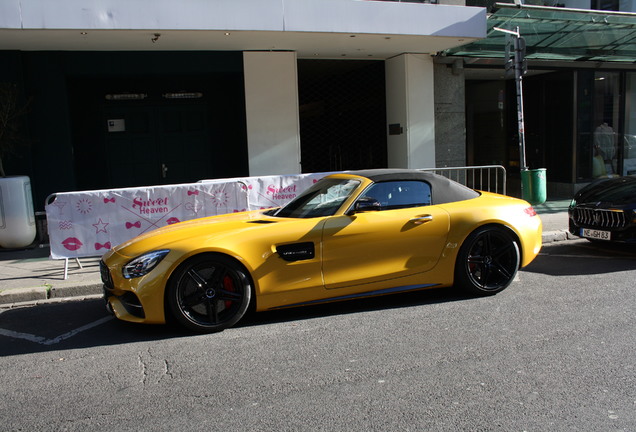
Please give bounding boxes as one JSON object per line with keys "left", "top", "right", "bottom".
{"left": 0, "top": 246, "right": 103, "bottom": 307}
{"left": 0, "top": 200, "right": 573, "bottom": 308}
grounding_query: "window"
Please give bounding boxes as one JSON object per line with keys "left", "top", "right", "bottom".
{"left": 591, "top": 0, "right": 619, "bottom": 11}
{"left": 361, "top": 181, "right": 431, "bottom": 210}
{"left": 624, "top": 72, "right": 636, "bottom": 175}
{"left": 275, "top": 178, "right": 360, "bottom": 218}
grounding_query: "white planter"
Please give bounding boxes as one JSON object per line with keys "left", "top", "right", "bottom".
{"left": 0, "top": 175, "right": 37, "bottom": 248}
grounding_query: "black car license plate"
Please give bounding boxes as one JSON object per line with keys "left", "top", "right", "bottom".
{"left": 581, "top": 228, "right": 611, "bottom": 241}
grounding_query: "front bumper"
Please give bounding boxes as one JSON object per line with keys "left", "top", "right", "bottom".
{"left": 100, "top": 259, "right": 166, "bottom": 324}
{"left": 568, "top": 207, "right": 636, "bottom": 243}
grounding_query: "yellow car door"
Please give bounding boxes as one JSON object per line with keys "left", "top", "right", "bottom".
{"left": 321, "top": 179, "right": 451, "bottom": 290}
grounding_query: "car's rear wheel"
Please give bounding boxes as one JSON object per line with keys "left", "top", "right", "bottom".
{"left": 455, "top": 226, "right": 520, "bottom": 295}
{"left": 167, "top": 254, "right": 252, "bottom": 333}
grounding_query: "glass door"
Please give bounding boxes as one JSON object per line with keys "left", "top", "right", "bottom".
{"left": 624, "top": 73, "right": 636, "bottom": 175}
{"left": 591, "top": 71, "right": 621, "bottom": 178}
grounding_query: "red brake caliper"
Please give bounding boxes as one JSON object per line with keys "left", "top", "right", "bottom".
{"left": 223, "top": 275, "right": 234, "bottom": 309}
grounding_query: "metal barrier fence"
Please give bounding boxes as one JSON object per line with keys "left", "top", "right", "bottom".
{"left": 419, "top": 165, "right": 506, "bottom": 195}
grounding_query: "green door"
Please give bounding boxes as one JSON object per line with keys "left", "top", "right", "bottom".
{"left": 104, "top": 103, "right": 211, "bottom": 188}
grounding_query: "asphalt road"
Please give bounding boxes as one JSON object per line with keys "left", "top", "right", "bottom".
{"left": 1, "top": 239, "right": 635, "bottom": 431}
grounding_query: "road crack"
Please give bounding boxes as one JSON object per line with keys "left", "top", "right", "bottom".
{"left": 137, "top": 349, "right": 174, "bottom": 387}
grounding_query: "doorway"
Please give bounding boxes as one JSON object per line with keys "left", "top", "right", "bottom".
{"left": 298, "top": 60, "right": 387, "bottom": 173}
{"left": 69, "top": 73, "right": 248, "bottom": 191}
{"left": 103, "top": 103, "right": 210, "bottom": 188}
{"left": 466, "top": 71, "right": 574, "bottom": 195}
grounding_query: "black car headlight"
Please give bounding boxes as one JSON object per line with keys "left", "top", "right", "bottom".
{"left": 122, "top": 249, "right": 170, "bottom": 279}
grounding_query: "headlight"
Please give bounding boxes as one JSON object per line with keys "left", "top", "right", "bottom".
{"left": 122, "top": 249, "right": 170, "bottom": 279}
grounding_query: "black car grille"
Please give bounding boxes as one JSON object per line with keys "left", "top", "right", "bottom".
{"left": 100, "top": 260, "right": 113, "bottom": 289}
{"left": 572, "top": 208, "right": 628, "bottom": 229}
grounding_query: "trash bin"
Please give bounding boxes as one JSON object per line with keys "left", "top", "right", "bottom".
{"left": 0, "top": 175, "right": 37, "bottom": 248}
{"left": 520, "top": 168, "right": 547, "bottom": 206}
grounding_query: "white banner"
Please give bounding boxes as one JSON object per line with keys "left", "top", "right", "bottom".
{"left": 200, "top": 172, "right": 332, "bottom": 210}
{"left": 45, "top": 172, "right": 331, "bottom": 259}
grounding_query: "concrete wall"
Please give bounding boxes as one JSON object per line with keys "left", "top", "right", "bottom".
{"left": 434, "top": 60, "right": 467, "bottom": 168}
{"left": 385, "top": 54, "right": 436, "bottom": 169}
{"left": 0, "top": 0, "right": 486, "bottom": 40}
{"left": 243, "top": 51, "right": 301, "bottom": 176}
{"left": 438, "top": 0, "right": 466, "bottom": 5}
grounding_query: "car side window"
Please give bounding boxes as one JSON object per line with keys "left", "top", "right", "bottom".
{"left": 363, "top": 181, "right": 431, "bottom": 210}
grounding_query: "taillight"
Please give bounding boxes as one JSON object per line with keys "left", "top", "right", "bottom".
{"left": 524, "top": 206, "right": 537, "bottom": 217}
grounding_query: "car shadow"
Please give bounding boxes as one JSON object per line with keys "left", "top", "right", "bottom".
{"left": 238, "top": 286, "right": 473, "bottom": 329}
{"left": 522, "top": 240, "right": 636, "bottom": 276}
{"left": 0, "top": 299, "right": 183, "bottom": 357}
{"left": 0, "top": 286, "right": 475, "bottom": 357}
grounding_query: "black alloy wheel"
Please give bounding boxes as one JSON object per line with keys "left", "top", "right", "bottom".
{"left": 167, "top": 254, "right": 252, "bottom": 333}
{"left": 455, "top": 226, "right": 520, "bottom": 295}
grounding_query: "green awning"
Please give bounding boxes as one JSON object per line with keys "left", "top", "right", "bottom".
{"left": 446, "top": 5, "right": 636, "bottom": 63}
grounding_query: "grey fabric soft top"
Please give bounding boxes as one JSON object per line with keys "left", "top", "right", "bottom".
{"left": 344, "top": 169, "right": 480, "bottom": 205}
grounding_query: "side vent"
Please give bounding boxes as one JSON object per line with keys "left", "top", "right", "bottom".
{"left": 276, "top": 242, "right": 315, "bottom": 262}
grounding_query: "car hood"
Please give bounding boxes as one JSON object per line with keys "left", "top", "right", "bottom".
{"left": 573, "top": 176, "right": 636, "bottom": 207}
{"left": 108, "top": 209, "right": 284, "bottom": 259}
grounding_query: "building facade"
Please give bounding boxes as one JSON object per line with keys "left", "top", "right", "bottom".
{"left": 3, "top": 0, "right": 633, "bottom": 211}
{"left": 445, "top": 0, "right": 636, "bottom": 196}
{"left": 0, "top": 0, "right": 485, "bottom": 210}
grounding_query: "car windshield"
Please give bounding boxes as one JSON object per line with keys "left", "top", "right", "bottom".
{"left": 274, "top": 178, "right": 360, "bottom": 218}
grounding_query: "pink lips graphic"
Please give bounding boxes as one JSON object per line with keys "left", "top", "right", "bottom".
{"left": 167, "top": 217, "right": 180, "bottom": 225}
{"left": 62, "top": 237, "right": 83, "bottom": 251}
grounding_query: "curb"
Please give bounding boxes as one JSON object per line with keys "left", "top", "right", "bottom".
{"left": 50, "top": 283, "right": 103, "bottom": 299}
{"left": 0, "top": 287, "right": 48, "bottom": 303}
{"left": 541, "top": 229, "right": 575, "bottom": 244}
{"left": 1, "top": 283, "right": 103, "bottom": 309}
{"left": 0, "top": 294, "right": 104, "bottom": 311}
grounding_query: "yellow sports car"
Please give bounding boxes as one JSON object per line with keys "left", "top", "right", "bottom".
{"left": 101, "top": 169, "right": 542, "bottom": 332}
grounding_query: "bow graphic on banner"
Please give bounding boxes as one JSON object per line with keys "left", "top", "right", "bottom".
{"left": 126, "top": 221, "right": 141, "bottom": 229}
{"left": 95, "top": 242, "right": 111, "bottom": 250}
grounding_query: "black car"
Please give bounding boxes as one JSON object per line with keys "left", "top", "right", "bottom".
{"left": 569, "top": 176, "right": 636, "bottom": 243}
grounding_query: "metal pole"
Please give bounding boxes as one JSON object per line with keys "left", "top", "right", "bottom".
{"left": 494, "top": 26, "right": 529, "bottom": 198}
{"left": 513, "top": 27, "right": 528, "bottom": 172}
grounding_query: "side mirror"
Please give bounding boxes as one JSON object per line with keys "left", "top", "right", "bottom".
{"left": 351, "top": 197, "right": 381, "bottom": 214}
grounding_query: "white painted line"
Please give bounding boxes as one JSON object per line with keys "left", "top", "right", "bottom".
{"left": 0, "top": 316, "right": 113, "bottom": 346}
{"left": 0, "top": 328, "right": 46, "bottom": 344}
{"left": 42, "top": 316, "right": 113, "bottom": 345}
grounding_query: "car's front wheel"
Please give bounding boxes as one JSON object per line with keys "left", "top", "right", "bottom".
{"left": 167, "top": 254, "right": 252, "bottom": 333}
{"left": 455, "top": 226, "right": 520, "bottom": 295}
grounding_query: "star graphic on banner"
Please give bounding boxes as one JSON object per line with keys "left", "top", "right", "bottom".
{"left": 92, "top": 218, "right": 109, "bottom": 234}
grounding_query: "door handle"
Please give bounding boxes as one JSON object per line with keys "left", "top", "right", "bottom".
{"left": 410, "top": 215, "right": 433, "bottom": 225}
{"left": 161, "top": 163, "right": 168, "bottom": 179}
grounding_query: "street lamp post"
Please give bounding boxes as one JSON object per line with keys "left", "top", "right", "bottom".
{"left": 495, "top": 26, "right": 528, "bottom": 171}
{"left": 493, "top": 26, "right": 546, "bottom": 205}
